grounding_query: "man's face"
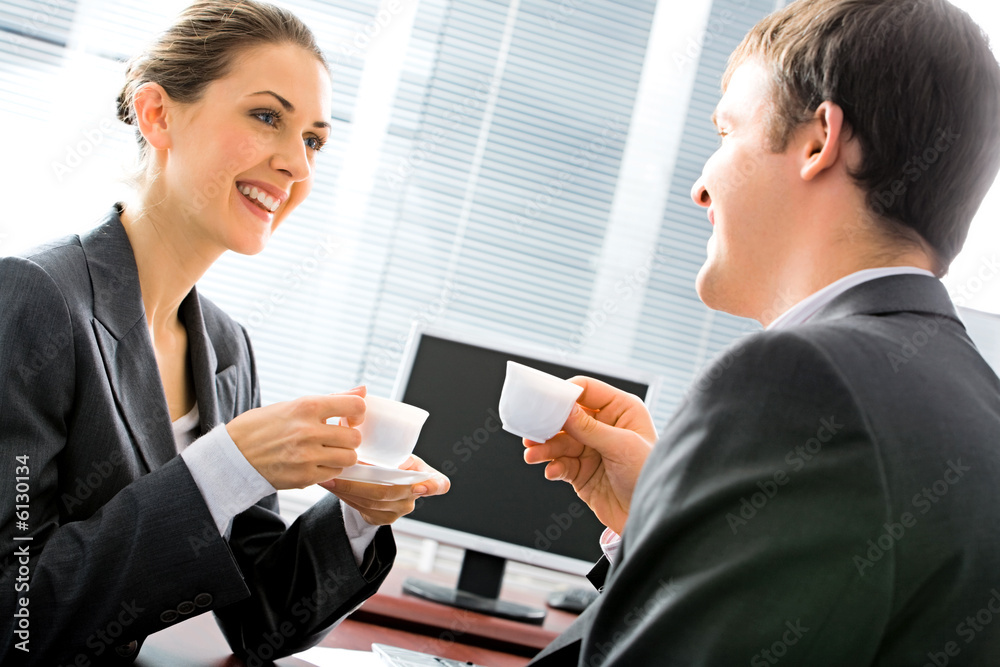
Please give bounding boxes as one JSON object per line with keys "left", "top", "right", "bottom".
{"left": 690, "top": 61, "right": 806, "bottom": 320}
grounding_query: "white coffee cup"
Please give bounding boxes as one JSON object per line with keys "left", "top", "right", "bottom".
{"left": 498, "top": 361, "right": 584, "bottom": 442}
{"left": 356, "top": 395, "right": 430, "bottom": 468}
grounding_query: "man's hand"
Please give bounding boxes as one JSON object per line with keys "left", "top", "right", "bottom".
{"left": 318, "top": 454, "right": 451, "bottom": 525}
{"left": 226, "top": 387, "right": 367, "bottom": 490}
{"left": 523, "top": 377, "right": 656, "bottom": 534}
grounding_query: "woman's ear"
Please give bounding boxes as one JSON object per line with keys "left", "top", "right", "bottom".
{"left": 800, "top": 101, "right": 845, "bottom": 182}
{"left": 132, "top": 83, "right": 173, "bottom": 151}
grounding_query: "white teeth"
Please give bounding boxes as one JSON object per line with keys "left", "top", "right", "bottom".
{"left": 237, "top": 183, "right": 281, "bottom": 214}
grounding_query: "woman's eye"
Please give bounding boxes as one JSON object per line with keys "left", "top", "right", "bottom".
{"left": 253, "top": 110, "right": 280, "bottom": 127}
{"left": 305, "top": 136, "right": 326, "bottom": 152}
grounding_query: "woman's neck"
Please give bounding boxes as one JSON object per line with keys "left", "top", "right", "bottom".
{"left": 118, "top": 196, "right": 224, "bottom": 334}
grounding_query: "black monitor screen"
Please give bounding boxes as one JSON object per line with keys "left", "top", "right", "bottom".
{"left": 398, "top": 333, "right": 651, "bottom": 566}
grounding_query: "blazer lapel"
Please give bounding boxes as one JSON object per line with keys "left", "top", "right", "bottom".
{"left": 179, "top": 286, "right": 228, "bottom": 435}
{"left": 529, "top": 599, "right": 601, "bottom": 665}
{"left": 82, "top": 207, "right": 176, "bottom": 471}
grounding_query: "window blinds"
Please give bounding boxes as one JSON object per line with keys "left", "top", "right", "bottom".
{"left": 1, "top": 0, "right": 780, "bottom": 431}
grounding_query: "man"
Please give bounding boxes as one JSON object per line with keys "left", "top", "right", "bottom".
{"left": 526, "top": 0, "right": 1000, "bottom": 664}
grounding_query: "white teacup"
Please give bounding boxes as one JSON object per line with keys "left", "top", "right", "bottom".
{"left": 356, "top": 396, "right": 430, "bottom": 468}
{"left": 498, "top": 361, "right": 584, "bottom": 442}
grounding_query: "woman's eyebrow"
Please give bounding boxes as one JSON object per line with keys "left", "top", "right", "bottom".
{"left": 249, "top": 90, "right": 330, "bottom": 130}
{"left": 250, "top": 89, "right": 295, "bottom": 111}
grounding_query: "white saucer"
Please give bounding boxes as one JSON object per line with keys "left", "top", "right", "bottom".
{"left": 337, "top": 463, "right": 434, "bottom": 486}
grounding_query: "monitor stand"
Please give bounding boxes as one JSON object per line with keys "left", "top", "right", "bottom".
{"left": 402, "top": 549, "right": 547, "bottom": 625}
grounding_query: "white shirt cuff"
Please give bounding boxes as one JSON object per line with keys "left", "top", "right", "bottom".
{"left": 600, "top": 527, "right": 623, "bottom": 566}
{"left": 180, "top": 424, "right": 276, "bottom": 536}
{"left": 340, "top": 500, "right": 380, "bottom": 567}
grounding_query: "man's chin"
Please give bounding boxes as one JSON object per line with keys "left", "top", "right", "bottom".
{"left": 695, "top": 264, "right": 748, "bottom": 318}
{"left": 694, "top": 263, "right": 719, "bottom": 309}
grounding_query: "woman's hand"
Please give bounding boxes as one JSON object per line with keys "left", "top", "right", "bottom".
{"left": 523, "top": 377, "right": 657, "bottom": 535}
{"left": 226, "top": 387, "right": 367, "bottom": 490}
{"left": 318, "top": 454, "right": 451, "bottom": 526}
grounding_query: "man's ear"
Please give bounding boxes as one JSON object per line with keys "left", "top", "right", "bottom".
{"left": 132, "top": 83, "right": 173, "bottom": 151}
{"left": 800, "top": 101, "right": 845, "bottom": 181}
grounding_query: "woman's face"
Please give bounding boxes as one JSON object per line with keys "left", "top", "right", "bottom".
{"left": 160, "top": 42, "right": 331, "bottom": 255}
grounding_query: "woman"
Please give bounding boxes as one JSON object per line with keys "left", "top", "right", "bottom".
{"left": 0, "top": 2, "right": 448, "bottom": 664}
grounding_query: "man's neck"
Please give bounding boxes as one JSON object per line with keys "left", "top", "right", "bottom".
{"left": 757, "top": 251, "right": 938, "bottom": 327}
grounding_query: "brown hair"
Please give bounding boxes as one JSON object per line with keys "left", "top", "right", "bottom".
{"left": 726, "top": 0, "right": 1000, "bottom": 271}
{"left": 117, "top": 0, "right": 327, "bottom": 167}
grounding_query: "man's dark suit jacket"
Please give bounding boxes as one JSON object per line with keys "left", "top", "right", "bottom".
{"left": 531, "top": 274, "right": 1000, "bottom": 665}
{"left": 0, "top": 207, "right": 395, "bottom": 665}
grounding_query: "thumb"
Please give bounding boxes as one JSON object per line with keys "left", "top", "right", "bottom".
{"left": 336, "top": 385, "right": 367, "bottom": 397}
{"left": 561, "top": 404, "right": 621, "bottom": 454}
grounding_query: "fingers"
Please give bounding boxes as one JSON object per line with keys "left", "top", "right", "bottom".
{"left": 337, "top": 496, "right": 410, "bottom": 526}
{"left": 317, "top": 452, "right": 452, "bottom": 526}
{"left": 569, "top": 376, "right": 626, "bottom": 412}
{"left": 320, "top": 478, "right": 419, "bottom": 526}
{"left": 560, "top": 404, "right": 630, "bottom": 456}
{"left": 569, "top": 376, "right": 645, "bottom": 426}
{"left": 544, "top": 458, "right": 570, "bottom": 481}
{"left": 411, "top": 474, "right": 450, "bottom": 497}
{"left": 402, "top": 455, "right": 451, "bottom": 493}
{"left": 523, "top": 432, "right": 585, "bottom": 464}
{"left": 295, "top": 393, "right": 366, "bottom": 423}
{"left": 228, "top": 389, "right": 375, "bottom": 491}
{"left": 333, "top": 386, "right": 367, "bottom": 426}
{"left": 314, "top": 422, "right": 362, "bottom": 450}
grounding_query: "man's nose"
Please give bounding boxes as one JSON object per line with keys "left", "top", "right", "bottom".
{"left": 690, "top": 177, "right": 711, "bottom": 208}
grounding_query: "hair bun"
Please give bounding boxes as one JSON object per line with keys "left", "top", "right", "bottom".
{"left": 116, "top": 88, "right": 134, "bottom": 125}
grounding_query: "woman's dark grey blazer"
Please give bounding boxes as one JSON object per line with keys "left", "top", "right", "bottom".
{"left": 0, "top": 206, "right": 395, "bottom": 665}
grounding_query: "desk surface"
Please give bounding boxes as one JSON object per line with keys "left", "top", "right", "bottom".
{"left": 137, "top": 563, "right": 579, "bottom": 667}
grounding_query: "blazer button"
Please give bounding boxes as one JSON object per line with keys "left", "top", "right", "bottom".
{"left": 177, "top": 601, "right": 196, "bottom": 615}
{"left": 194, "top": 593, "right": 213, "bottom": 608}
{"left": 160, "top": 609, "right": 179, "bottom": 624}
{"left": 115, "top": 640, "right": 138, "bottom": 657}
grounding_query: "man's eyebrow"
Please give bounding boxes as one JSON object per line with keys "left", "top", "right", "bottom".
{"left": 249, "top": 90, "right": 330, "bottom": 131}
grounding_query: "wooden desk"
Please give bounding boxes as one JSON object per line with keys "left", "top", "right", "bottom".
{"left": 137, "top": 564, "right": 578, "bottom": 667}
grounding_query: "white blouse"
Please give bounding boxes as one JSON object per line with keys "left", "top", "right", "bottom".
{"left": 171, "top": 403, "right": 201, "bottom": 452}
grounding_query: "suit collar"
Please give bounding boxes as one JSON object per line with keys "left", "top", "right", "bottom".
{"left": 810, "top": 273, "right": 962, "bottom": 326}
{"left": 179, "top": 287, "right": 222, "bottom": 435}
{"left": 81, "top": 205, "right": 223, "bottom": 467}
{"left": 80, "top": 204, "right": 146, "bottom": 340}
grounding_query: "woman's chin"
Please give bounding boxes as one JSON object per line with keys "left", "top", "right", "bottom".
{"left": 228, "top": 231, "right": 272, "bottom": 256}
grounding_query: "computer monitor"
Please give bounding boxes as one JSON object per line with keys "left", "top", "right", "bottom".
{"left": 390, "top": 326, "right": 658, "bottom": 623}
